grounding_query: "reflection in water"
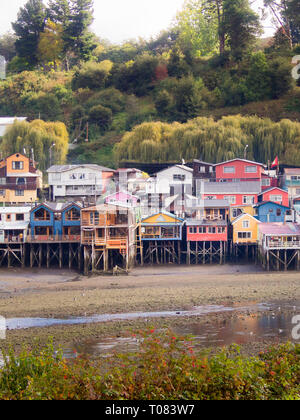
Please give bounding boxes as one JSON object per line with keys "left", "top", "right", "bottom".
{"left": 63, "top": 302, "right": 300, "bottom": 360}
{"left": 0, "top": 301, "right": 299, "bottom": 364}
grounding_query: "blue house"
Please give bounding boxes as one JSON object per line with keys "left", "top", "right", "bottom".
{"left": 30, "top": 202, "right": 81, "bottom": 241}
{"left": 254, "top": 202, "right": 292, "bottom": 223}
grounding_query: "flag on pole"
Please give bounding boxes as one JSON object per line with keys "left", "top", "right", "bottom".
{"left": 271, "top": 156, "right": 279, "bottom": 168}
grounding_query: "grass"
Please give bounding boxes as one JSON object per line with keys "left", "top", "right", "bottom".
{"left": 0, "top": 330, "right": 299, "bottom": 400}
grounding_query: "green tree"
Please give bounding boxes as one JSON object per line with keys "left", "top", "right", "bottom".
{"left": 12, "top": 0, "right": 46, "bottom": 68}
{"left": 175, "top": 0, "right": 219, "bottom": 59}
{"left": 88, "top": 105, "right": 113, "bottom": 131}
{"left": 0, "top": 119, "right": 69, "bottom": 171}
{"left": 222, "top": 0, "right": 261, "bottom": 60}
{"left": 63, "top": 0, "right": 96, "bottom": 63}
{"left": 0, "top": 33, "right": 17, "bottom": 62}
{"left": 38, "top": 20, "right": 64, "bottom": 69}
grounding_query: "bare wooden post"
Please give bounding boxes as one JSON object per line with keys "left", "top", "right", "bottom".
{"left": 178, "top": 241, "right": 181, "bottom": 265}
{"left": 47, "top": 244, "right": 50, "bottom": 269}
{"left": 284, "top": 250, "right": 287, "bottom": 271}
{"left": 39, "top": 245, "right": 42, "bottom": 268}
{"left": 187, "top": 241, "right": 191, "bottom": 265}
{"left": 30, "top": 245, "right": 33, "bottom": 268}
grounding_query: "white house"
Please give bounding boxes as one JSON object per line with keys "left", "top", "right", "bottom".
{"left": 47, "top": 164, "right": 115, "bottom": 202}
{"left": 146, "top": 165, "right": 193, "bottom": 195}
{"left": 0, "top": 117, "right": 27, "bottom": 137}
{"left": 0, "top": 206, "right": 31, "bottom": 243}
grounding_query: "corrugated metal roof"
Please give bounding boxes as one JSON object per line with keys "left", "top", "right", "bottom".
{"left": 214, "top": 158, "right": 265, "bottom": 168}
{"left": 47, "top": 164, "right": 114, "bottom": 173}
{"left": 283, "top": 168, "right": 300, "bottom": 175}
{"left": 259, "top": 223, "right": 300, "bottom": 236}
{"left": 203, "top": 181, "right": 261, "bottom": 194}
{"left": 186, "top": 219, "right": 227, "bottom": 226}
{"left": 0, "top": 207, "right": 31, "bottom": 214}
{"left": 0, "top": 221, "right": 29, "bottom": 230}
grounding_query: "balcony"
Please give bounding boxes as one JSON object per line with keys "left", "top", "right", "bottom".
{"left": 28, "top": 235, "right": 81, "bottom": 243}
{"left": 267, "top": 240, "right": 300, "bottom": 249}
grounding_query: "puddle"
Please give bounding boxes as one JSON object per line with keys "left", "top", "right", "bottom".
{"left": 4, "top": 303, "right": 273, "bottom": 331}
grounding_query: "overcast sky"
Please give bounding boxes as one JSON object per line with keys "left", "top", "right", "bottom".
{"left": 0, "top": 0, "right": 275, "bottom": 44}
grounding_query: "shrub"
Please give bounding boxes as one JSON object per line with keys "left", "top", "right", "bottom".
{"left": 88, "top": 105, "right": 113, "bottom": 131}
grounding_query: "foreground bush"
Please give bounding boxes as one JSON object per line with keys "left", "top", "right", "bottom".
{"left": 0, "top": 332, "right": 299, "bottom": 400}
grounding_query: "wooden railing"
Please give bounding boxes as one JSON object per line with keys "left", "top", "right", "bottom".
{"left": 28, "top": 235, "right": 81, "bottom": 243}
{"left": 267, "top": 241, "right": 300, "bottom": 249}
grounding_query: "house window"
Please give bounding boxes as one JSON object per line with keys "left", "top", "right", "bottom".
{"left": 262, "top": 178, "right": 271, "bottom": 187}
{"left": 224, "top": 196, "right": 236, "bottom": 205}
{"left": 206, "top": 196, "right": 217, "bottom": 200}
{"left": 199, "top": 166, "right": 206, "bottom": 173}
{"left": 17, "top": 178, "right": 26, "bottom": 185}
{"left": 16, "top": 214, "right": 24, "bottom": 221}
{"left": 6, "top": 214, "right": 11, "bottom": 220}
{"left": 209, "top": 167, "right": 213, "bottom": 173}
{"left": 238, "top": 232, "right": 252, "bottom": 239}
{"left": 189, "top": 227, "right": 197, "bottom": 234}
{"left": 0, "top": 190, "right": 5, "bottom": 197}
{"left": 70, "top": 173, "right": 77, "bottom": 180}
{"left": 0, "top": 178, "right": 6, "bottom": 184}
{"left": 218, "top": 227, "right": 225, "bottom": 233}
{"left": 243, "top": 196, "right": 255, "bottom": 205}
{"left": 79, "top": 174, "right": 86, "bottom": 180}
{"left": 12, "top": 161, "right": 24, "bottom": 170}
{"left": 199, "top": 227, "right": 206, "bottom": 233}
{"left": 90, "top": 213, "right": 94, "bottom": 224}
{"left": 208, "top": 227, "right": 216, "bottom": 234}
{"left": 173, "top": 174, "right": 186, "bottom": 181}
{"left": 276, "top": 209, "right": 282, "bottom": 217}
{"left": 245, "top": 166, "right": 257, "bottom": 173}
{"left": 223, "top": 166, "right": 235, "bottom": 174}
{"left": 15, "top": 190, "right": 24, "bottom": 196}
{"left": 270, "top": 195, "right": 282, "bottom": 203}
{"left": 243, "top": 220, "right": 250, "bottom": 228}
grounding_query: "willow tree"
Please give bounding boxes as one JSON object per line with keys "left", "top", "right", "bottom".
{"left": 1, "top": 119, "right": 69, "bottom": 171}
{"left": 114, "top": 115, "right": 300, "bottom": 166}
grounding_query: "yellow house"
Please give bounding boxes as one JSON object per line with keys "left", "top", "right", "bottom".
{"left": 232, "top": 213, "right": 260, "bottom": 244}
{"left": 230, "top": 205, "right": 255, "bottom": 222}
{"left": 0, "top": 153, "right": 39, "bottom": 204}
{"left": 141, "top": 212, "right": 184, "bottom": 241}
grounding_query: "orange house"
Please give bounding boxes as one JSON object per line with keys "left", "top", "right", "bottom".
{"left": 0, "top": 153, "right": 39, "bottom": 204}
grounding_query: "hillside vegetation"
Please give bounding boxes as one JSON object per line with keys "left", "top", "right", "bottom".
{"left": 0, "top": 0, "right": 300, "bottom": 169}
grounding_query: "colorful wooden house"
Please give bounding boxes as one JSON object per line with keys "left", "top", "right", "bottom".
{"left": 254, "top": 202, "right": 293, "bottom": 223}
{"left": 257, "top": 187, "right": 289, "bottom": 208}
{"left": 258, "top": 223, "right": 300, "bottom": 271}
{"left": 30, "top": 202, "right": 81, "bottom": 241}
{"left": 229, "top": 204, "right": 256, "bottom": 222}
{"left": 105, "top": 191, "right": 139, "bottom": 207}
{"left": 0, "top": 153, "right": 40, "bottom": 204}
{"left": 232, "top": 213, "right": 260, "bottom": 246}
{"left": 141, "top": 212, "right": 184, "bottom": 264}
{"left": 202, "top": 181, "right": 261, "bottom": 207}
{"left": 214, "top": 159, "right": 265, "bottom": 183}
{"left": 81, "top": 204, "right": 136, "bottom": 273}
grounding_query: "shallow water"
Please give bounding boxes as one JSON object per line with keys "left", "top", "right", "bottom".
{"left": 1, "top": 301, "right": 299, "bottom": 364}
{"left": 62, "top": 301, "right": 300, "bottom": 359}
{"left": 4, "top": 303, "right": 271, "bottom": 331}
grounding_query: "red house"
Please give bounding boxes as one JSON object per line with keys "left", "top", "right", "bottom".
{"left": 186, "top": 220, "right": 227, "bottom": 242}
{"left": 261, "top": 173, "right": 278, "bottom": 191}
{"left": 215, "top": 159, "right": 265, "bottom": 183}
{"left": 202, "top": 181, "right": 261, "bottom": 207}
{"left": 257, "top": 187, "right": 289, "bottom": 208}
